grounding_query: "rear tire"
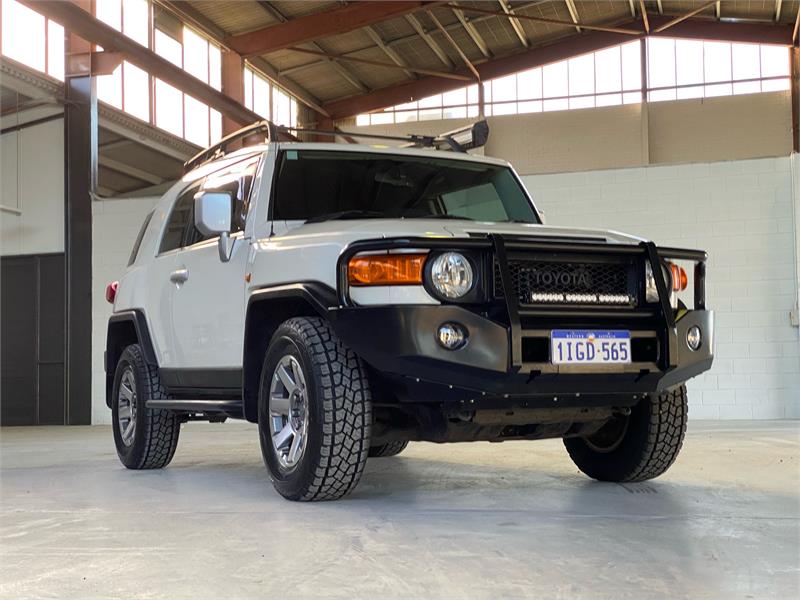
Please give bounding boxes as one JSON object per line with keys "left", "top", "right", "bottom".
{"left": 369, "top": 440, "right": 409, "bottom": 458}
{"left": 564, "top": 385, "right": 688, "bottom": 482}
{"left": 258, "top": 317, "right": 372, "bottom": 501}
{"left": 112, "top": 344, "right": 181, "bottom": 470}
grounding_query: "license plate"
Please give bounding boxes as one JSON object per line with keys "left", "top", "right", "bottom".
{"left": 551, "top": 330, "right": 631, "bottom": 365}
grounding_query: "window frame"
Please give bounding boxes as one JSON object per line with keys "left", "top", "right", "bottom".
{"left": 157, "top": 153, "right": 263, "bottom": 256}
{"left": 128, "top": 210, "right": 154, "bottom": 265}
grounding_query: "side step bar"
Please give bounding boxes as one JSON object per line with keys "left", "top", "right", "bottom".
{"left": 146, "top": 399, "right": 241, "bottom": 413}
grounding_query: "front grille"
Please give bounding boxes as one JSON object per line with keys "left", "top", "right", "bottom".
{"left": 495, "top": 258, "right": 636, "bottom": 306}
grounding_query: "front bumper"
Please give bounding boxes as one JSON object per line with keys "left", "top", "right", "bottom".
{"left": 331, "top": 235, "right": 713, "bottom": 404}
{"left": 330, "top": 305, "right": 714, "bottom": 400}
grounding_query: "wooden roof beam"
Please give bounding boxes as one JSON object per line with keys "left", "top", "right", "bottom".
{"left": 251, "top": 1, "right": 369, "bottom": 94}
{"left": 444, "top": 3, "right": 642, "bottom": 35}
{"left": 499, "top": 0, "right": 530, "bottom": 48}
{"left": 227, "top": 1, "right": 439, "bottom": 57}
{"left": 324, "top": 29, "right": 632, "bottom": 119}
{"left": 428, "top": 11, "right": 480, "bottom": 80}
{"left": 405, "top": 13, "right": 456, "bottom": 69}
{"left": 156, "top": 0, "right": 327, "bottom": 115}
{"left": 564, "top": 0, "right": 582, "bottom": 34}
{"left": 639, "top": 0, "right": 650, "bottom": 33}
{"left": 451, "top": 4, "right": 491, "bottom": 59}
{"left": 364, "top": 26, "right": 417, "bottom": 80}
{"left": 652, "top": 1, "right": 718, "bottom": 34}
{"left": 323, "top": 16, "right": 794, "bottom": 119}
{"left": 286, "top": 46, "right": 472, "bottom": 81}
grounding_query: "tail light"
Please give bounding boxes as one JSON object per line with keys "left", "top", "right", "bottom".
{"left": 105, "top": 281, "right": 118, "bottom": 304}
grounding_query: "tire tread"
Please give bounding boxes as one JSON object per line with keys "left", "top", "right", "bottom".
{"left": 120, "top": 344, "right": 180, "bottom": 470}
{"left": 278, "top": 317, "right": 371, "bottom": 501}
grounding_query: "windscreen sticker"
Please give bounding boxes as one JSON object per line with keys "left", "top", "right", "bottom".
{"left": 286, "top": 150, "right": 298, "bottom": 160}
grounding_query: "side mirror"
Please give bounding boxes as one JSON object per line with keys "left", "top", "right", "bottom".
{"left": 194, "top": 191, "right": 234, "bottom": 262}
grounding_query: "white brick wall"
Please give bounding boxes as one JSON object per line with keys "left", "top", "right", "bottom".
{"left": 92, "top": 196, "right": 159, "bottom": 425}
{"left": 522, "top": 156, "right": 800, "bottom": 419}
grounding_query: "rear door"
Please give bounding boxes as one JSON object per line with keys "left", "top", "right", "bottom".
{"left": 169, "top": 154, "right": 262, "bottom": 376}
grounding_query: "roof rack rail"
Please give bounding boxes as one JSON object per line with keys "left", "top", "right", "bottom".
{"left": 183, "top": 120, "right": 295, "bottom": 174}
{"left": 184, "top": 119, "right": 489, "bottom": 173}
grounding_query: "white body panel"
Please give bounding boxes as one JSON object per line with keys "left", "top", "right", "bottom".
{"left": 112, "top": 141, "right": 648, "bottom": 370}
{"left": 170, "top": 235, "right": 249, "bottom": 368}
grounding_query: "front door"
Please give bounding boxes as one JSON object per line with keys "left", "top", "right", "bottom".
{"left": 169, "top": 154, "right": 261, "bottom": 381}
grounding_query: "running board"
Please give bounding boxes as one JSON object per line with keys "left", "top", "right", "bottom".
{"left": 146, "top": 399, "right": 241, "bottom": 413}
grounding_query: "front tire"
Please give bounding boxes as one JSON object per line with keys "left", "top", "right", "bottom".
{"left": 112, "top": 344, "right": 181, "bottom": 469}
{"left": 258, "top": 317, "right": 372, "bottom": 501}
{"left": 564, "top": 385, "right": 688, "bottom": 482}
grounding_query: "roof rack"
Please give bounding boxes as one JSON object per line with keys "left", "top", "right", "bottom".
{"left": 184, "top": 119, "right": 489, "bottom": 174}
{"left": 278, "top": 120, "right": 489, "bottom": 153}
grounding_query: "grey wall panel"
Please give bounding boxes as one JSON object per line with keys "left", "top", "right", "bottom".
{"left": 1, "top": 258, "right": 37, "bottom": 425}
{"left": 1, "top": 254, "right": 66, "bottom": 425}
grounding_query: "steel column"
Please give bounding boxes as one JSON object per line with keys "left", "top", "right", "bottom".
{"left": 63, "top": 71, "right": 96, "bottom": 425}
{"left": 791, "top": 46, "right": 799, "bottom": 153}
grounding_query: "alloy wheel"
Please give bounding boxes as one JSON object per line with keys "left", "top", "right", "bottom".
{"left": 268, "top": 355, "right": 309, "bottom": 470}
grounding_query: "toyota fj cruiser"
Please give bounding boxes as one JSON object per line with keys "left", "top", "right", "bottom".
{"left": 105, "top": 120, "right": 713, "bottom": 501}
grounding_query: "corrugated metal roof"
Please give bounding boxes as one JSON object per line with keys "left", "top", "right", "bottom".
{"left": 180, "top": 1, "right": 798, "bottom": 108}
{"left": 185, "top": 0, "right": 275, "bottom": 35}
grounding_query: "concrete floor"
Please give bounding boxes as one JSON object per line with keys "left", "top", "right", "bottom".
{"left": 1, "top": 422, "right": 798, "bottom": 599}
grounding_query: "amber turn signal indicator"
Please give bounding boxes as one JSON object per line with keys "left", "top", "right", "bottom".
{"left": 348, "top": 253, "right": 427, "bottom": 286}
{"left": 668, "top": 262, "right": 688, "bottom": 292}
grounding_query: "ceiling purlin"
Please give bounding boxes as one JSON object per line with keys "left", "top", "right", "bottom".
{"left": 252, "top": 0, "right": 370, "bottom": 94}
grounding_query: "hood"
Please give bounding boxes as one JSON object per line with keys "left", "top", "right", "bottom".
{"left": 277, "top": 218, "right": 646, "bottom": 245}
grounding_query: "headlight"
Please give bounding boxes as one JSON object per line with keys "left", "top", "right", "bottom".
{"left": 645, "top": 262, "right": 668, "bottom": 303}
{"left": 645, "top": 261, "right": 686, "bottom": 309}
{"left": 430, "top": 252, "right": 474, "bottom": 299}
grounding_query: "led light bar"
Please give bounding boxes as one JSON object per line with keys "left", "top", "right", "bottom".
{"left": 529, "top": 292, "right": 632, "bottom": 305}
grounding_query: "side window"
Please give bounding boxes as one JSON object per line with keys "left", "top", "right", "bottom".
{"left": 160, "top": 183, "right": 201, "bottom": 254}
{"left": 184, "top": 155, "right": 261, "bottom": 247}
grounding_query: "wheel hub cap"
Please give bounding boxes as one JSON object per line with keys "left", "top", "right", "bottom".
{"left": 269, "top": 355, "right": 308, "bottom": 470}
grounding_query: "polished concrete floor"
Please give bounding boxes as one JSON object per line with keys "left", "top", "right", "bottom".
{"left": 1, "top": 421, "right": 798, "bottom": 599}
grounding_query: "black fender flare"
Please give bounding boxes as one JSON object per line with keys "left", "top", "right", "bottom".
{"left": 106, "top": 310, "right": 158, "bottom": 368}
{"left": 105, "top": 310, "right": 158, "bottom": 407}
{"left": 242, "top": 282, "right": 338, "bottom": 422}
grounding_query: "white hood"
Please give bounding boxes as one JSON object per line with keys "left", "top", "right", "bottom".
{"left": 277, "top": 218, "right": 646, "bottom": 245}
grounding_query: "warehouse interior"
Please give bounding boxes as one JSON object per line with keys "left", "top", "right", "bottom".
{"left": 1, "top": 1, "right": 798, "bottom": 597}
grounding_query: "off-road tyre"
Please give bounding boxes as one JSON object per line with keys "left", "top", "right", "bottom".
{"left": 112, "top": 344, "right": 181, "bottom": 470}
{"left": 258, "top": 317, "right": 372, "bottom": 501}
{"left": 369, "top": 441, "right": 409, "bottom": 458}
{"left": 564, "top": 384, "right": 688, "bottom": 482}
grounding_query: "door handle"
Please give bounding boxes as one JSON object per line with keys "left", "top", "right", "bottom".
{"left": 170, "top": 268, "right": 189, "bottom": 283}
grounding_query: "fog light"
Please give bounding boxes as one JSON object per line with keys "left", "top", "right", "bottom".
{"left": 437, "top": 323, "right": 468, "bottom": 350}
{"left": 687, "top": 326, "right": 702, "bottom": 351}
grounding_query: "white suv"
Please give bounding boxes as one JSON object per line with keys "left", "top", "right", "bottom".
{"left": 105, "top": 121, "right": 714, "bottom": 501}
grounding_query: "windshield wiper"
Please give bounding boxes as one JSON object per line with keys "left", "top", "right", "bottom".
{"left": 305, "top": 210, "right": 385, "bottom": 224}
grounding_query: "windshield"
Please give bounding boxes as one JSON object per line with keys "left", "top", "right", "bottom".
{"left": 272, "top": 150, "right": 539, "bottom": 223}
